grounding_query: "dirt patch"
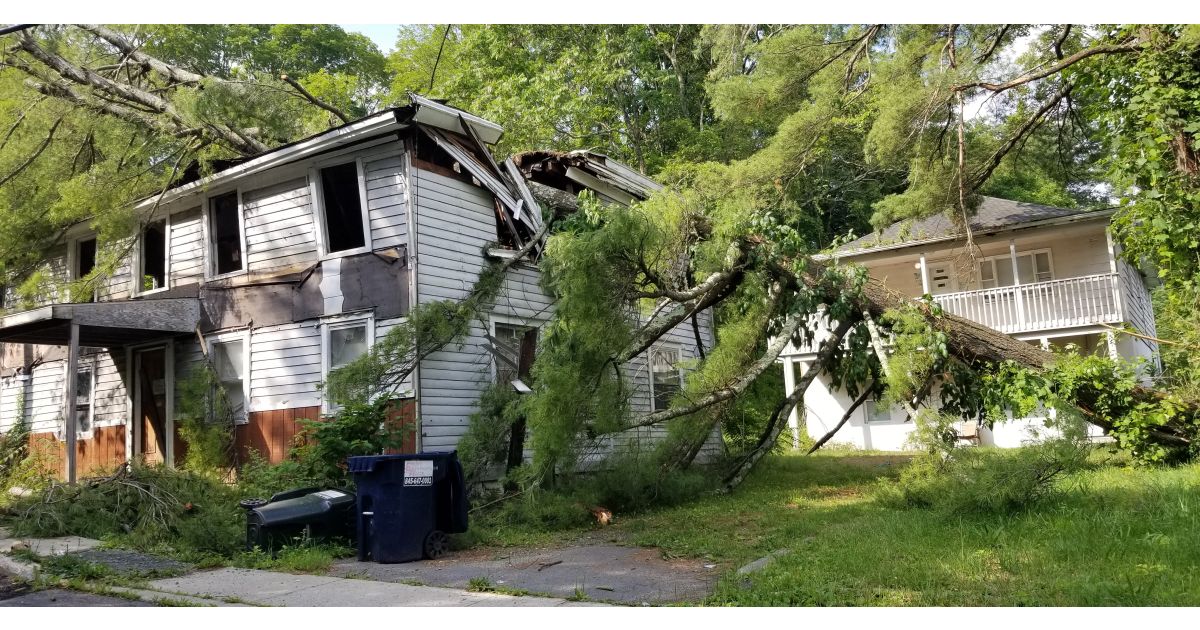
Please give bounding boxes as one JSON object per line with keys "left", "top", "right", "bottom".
{"left": 0, "top": 575, "right": 32, "bottom": 602}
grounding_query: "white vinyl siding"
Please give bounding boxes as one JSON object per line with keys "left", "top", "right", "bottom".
{"left": 242, "top": 177, "right": 319, "bottom": 273}
{"left": 169, "top": 207, "right": 205, "bottom": 286}
{"left": 248, "top": 321, "right": 323, "bottom": 412}
{"left": 363, "top": 155, "right": 408, "bottom": 250}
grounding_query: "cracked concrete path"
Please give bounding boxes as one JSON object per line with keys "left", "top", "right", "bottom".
{"left": 330, "top": 544, "right": 719, "bottom": 604}
{"left": 146, "top": 568, "right": 608, "bottom": 607}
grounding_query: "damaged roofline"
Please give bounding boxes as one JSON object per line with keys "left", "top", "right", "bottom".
{"left": 135, "top": 94, "right": 506, "bottom": 212}
{"left": 134, "top": 110, "right": 408, "bottom": 211}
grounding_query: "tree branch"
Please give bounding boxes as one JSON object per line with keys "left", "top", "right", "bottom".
{"left": 953, "top": 39, "right": 1141, "bottom": 93}
{"left": 280, "top": 73, "right": 350, "bottom": 124}
{"left": 0, "top": 116, "right": 62, "bottom": 188}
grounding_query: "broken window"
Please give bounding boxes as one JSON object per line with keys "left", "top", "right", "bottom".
{"left": 75, "top": 365, "right": 94, "bottom": 435}
{"left": 75, "top": 238, "right": 97, "bottom": 302}
{"left": 209, "top": 191, "right": 243, "bottom": 275}
{"left": 492, "top": 323, "right": 537, "bottom": 389}
{"left": 140, "top": 221, "right": 166, "bottom": 291}
{"left": 318, "top": 162, "right": 367, "bottom": 254}
{"left": 211, "top": 339, "right": 246, "bottom": 423}
{"left": 650, "top": 347, "right": 682, "bottom": 412}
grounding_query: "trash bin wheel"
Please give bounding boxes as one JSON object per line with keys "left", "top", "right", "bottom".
{"left": 423, "top": 530, "right": 449, "bottom": 559}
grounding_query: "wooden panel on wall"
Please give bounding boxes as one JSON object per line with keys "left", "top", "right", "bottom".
{"left": 28, "top": 424, "right": 127, "bottom": 480}
{"left": 384, "top": 398, "right": 417, "bottom": 455}
{"left": 236, "top": 405, "right": 321, "bottom": 465}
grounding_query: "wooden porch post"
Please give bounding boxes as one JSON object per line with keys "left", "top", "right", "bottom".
{"left": 1009, "top": 239, "right": 1026, "bottom": 328}
{"left": 64, "top": 320, "right": 79, "bottom": 485}
{"left": 1106, "top": 229, "right": 1124, "bottom": 321}
{"left": 782, "top": 357, "right": 799, "bottom": 449}
{"left": 918, "top": 253, "right": 930, "bottom": 295}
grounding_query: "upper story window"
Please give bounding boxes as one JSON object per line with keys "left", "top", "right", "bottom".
{"left": 316, "top": 161, "right": 369, "bottom": 255}
{"left": 209, "top": 191, "right": 244, "bottom": 276}
{"left": 73, "top": 237, "right": 97, "bottom": 303}
{"left": 140, "top": 220, "right": 167, "bottom": 292}
{"left": 650, "top": 346, "right": 683, "bottom": 412}
{"left": 978, "top": 250, "right": 1053, "bottom": 289}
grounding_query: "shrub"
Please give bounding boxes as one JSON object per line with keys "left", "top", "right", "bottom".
{"left": 874, "top": 411, "right": 1091, "bottom": 515}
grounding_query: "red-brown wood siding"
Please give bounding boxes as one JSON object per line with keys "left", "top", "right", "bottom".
{"left": 236, "top": 399, "right": 418, "bottom": 464}
{"left": 28, "top": 425, "right": 127, "bottom": 480}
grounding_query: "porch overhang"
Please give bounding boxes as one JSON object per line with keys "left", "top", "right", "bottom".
{"left": 0, "top": 298, "right": 200, "bottom": 347}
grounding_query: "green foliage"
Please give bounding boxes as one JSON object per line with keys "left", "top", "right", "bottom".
{"left": 174, "top": 363, "right": 237, "bottom": 478}
{"left": 232, "top": 542, "right": 353, "bottom": 574}
{"left": 878, "top": 302, "right": 949, "bottom": 408}
{"left": 287, "top": 397, "right": 408, "bottom": 490}
{"left": 981, "top": 351, "right": 1199, "bottom": 464}
{"left": 457, "top": 383, "right": 523, "bottom": 484}
{"left": 10, "top": 465, "right": 245, "bottom": 557}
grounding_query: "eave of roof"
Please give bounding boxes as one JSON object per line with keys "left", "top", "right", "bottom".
{"left": 817, "top": 206, "right": 1116, "bottom": 261}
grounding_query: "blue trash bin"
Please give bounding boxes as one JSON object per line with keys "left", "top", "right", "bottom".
{"left": 348, "top": 451, "right": 468, "bottom": 563}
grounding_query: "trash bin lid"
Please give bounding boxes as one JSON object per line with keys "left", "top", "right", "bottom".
{"left": 347, "top": 451, "right": 457, "bottom": 473}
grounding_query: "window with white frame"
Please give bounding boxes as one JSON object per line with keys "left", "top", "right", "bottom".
{"left": 208, "top": 191, "right": 244, "bottom": 276}
{"left": 650, "top": 346, "right": 683, "bottom": 412}
{"left": 74, "top": 363, "right": 95, "bottom": 436}
{"left": 211, "top": 338, "right": 247, "bottom": 424}
{"left": 315, "top": 161, "right": 369, "bottom": 255}
{"left": 863, "top": 399, "right": 891, "bottom": 424}
{"left": 977, "top": 250, "right": 1053, "bottom": 289}
{"left": 139, "top": 220, "right": 167, "bottom": 292}
{"left": 323, "top": 315, "right": 374, "bottom": 409}
{"left": 492, "top": 322, "right": 536, "bottom": 387}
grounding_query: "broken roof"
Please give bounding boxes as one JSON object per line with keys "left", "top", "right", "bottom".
{"left": 514, "top": 149, "right": 662, "bottom": 206}
{"left": 833, "top": 196, "right": 1115, "bottom": 257}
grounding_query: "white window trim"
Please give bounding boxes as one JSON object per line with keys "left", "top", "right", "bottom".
{"left": 647, "top": 343, "right": 685, "bottom": 413}
{"left": 202, "top": 188, "right": 249, "bottom": 281}
{"left": 488, "top": 315, "right": 540, "bottom": 384}
{"left": 310, "top": 157, "right": 373, "bottom": 261}
{"left": 977, "top": 248, "right": 1055, "bottom": 288}
{"left": 207, "top": 329, "right": 251, "bottom": 426}
{"left": 131, "top": 214, "right": 172, "bottom": 297}
{"left": 65, "top": 357, "right": 96, "bottom": 441}
{"left": 320, "top": 311, "right": 376, "bottom": 412}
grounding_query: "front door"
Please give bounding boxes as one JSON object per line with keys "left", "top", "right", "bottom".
{"left": 135, "top": 347, "right": 169, "bottom": 465}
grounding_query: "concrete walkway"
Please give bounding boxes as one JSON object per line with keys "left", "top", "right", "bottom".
{"left": 0, "top": 528, "right": 606, "bottom": 607}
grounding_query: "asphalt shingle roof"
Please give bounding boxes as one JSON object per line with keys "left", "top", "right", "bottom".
{"left": 835, "top": 196, "right": 1111, "bottom": 255}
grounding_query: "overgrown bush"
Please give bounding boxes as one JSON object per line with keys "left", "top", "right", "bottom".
{"left": 0, "top": 423, "right": 56, "bottom": 507}
{"left": 174, "top": 363, "right": 237, "bottom": 478}
{"left": 457, "top": 384, "right": 523, "bottom": 485}
{"left": 874, "top": 412, "right": 1090, "bottom": 515}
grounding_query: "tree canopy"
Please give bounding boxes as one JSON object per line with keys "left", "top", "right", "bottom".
{"left": 3, "top": 24, "right": 1199, "bottom": 484}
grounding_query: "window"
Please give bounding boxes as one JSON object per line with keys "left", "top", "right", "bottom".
{"left": 74, "top": 365, "right": 94, "bottom": 436}
{"left": 209, "top": 191, "right": 243, "bottom": 276}
{"left": 317, "top": 162, "right": 368, "bottom": 254}
{"left": 977, "top": 250, "right": 1053, "bottom": 289}
{"left": 74, "top": 237, "right": 97, "bottom": 303}
{"left": 211, "top": 339, "right": 247, "bottom": 423}
{"left": 140, "top": 221, "right": 167, "bottom": 292}
{"left": 864, "top": 400, "right": 891, "bottom": 424}
{"left": 650, "top": 346, "right": 683, "bottom": 412}
{"left": 323, "top": 316, "right": 374, "bottom": 410}
{"left": 492, "top": 323, "right": 536, "bottom": 388}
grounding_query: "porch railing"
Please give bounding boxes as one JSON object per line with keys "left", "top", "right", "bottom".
{"left": 933, "top": 273, "right": 1123, "bottom": 335}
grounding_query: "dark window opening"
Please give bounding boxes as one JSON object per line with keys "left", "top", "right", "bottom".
{"left": 210, "top": 191, "right": 243, "bottom": 275}
{"left": 142, "top": 222, "right": 166, "bottom": 291}
{"left": 76, "top": 238, "right": 97, "bottom": 302}
{"left": 319, "top": 162, "right": 366, "bottom": 253}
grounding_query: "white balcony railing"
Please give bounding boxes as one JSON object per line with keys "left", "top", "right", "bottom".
{"left": 934, "top": 273, "right": 1124, "bottom": 335}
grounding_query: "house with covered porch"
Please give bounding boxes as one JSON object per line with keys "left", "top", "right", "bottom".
{"left": 780, "top": 197, "right": 1159, "bottom": 450}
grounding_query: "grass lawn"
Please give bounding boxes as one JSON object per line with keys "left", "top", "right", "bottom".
{"left": 475, "top": 451, "right": 1200, "bottom": 606}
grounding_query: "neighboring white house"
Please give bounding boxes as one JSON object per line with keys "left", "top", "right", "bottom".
{"left": 779, "top": 197, "right": 1159, "bottom": 451}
